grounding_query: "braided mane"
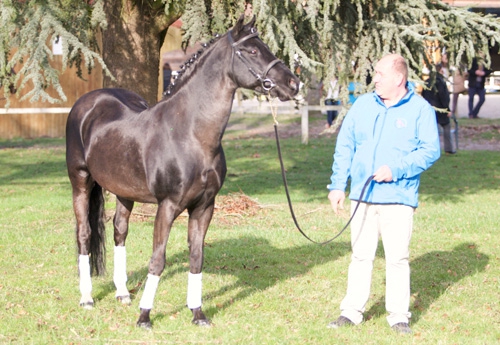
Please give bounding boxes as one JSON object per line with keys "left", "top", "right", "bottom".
{"left": 161, "top": 34, "right": 223, "bottom": 100}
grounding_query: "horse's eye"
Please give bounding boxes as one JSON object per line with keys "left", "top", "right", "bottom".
{"left": 250, "top": 49, "right": 257, "bottom": 55}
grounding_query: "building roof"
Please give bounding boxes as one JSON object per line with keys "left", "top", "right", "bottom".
{"left": 443, "top": 0, "right": 500, "bottom": 7}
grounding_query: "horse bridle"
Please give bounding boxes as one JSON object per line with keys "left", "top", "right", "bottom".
{"left": 227, "top": 28, "right": 283, "bottom": 92}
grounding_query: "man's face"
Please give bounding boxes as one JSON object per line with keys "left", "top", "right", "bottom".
{"left": 373, "top": 57, "right": 399, "bottom": 100}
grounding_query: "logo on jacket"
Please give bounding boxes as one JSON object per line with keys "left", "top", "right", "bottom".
{"left": 395, "top": 118, "right": 407, "bottom": 128}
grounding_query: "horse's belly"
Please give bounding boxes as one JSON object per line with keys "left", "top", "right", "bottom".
{"left": 86, "top": 148, "right": 156, "bottom": 203}
{"left": 95, "top": 172, "right": 156, "bottom": 203}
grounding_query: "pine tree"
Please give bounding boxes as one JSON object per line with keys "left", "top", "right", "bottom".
{"left": 1, "top": 0, "right": 108, "bottom": 104}
{"left": 1, "top": 0, "right": 499, "bottom": 105}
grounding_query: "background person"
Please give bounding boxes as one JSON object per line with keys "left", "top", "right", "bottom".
{"left": 467, "top": 57, "right": 492, "bottom": 118}
{"left": 324, "top": 78, "right": 340, "bottom": 128}
{"left": 450, "top": 64, "right": 467, "bottom": 116}
{"left": 326, "top": 54, "right": 441, "bottom": 334}
{"left": 422, "top": 64, "right": 455, "bottom": 154}
{"left": 162, "top": 62, "right": 172, "bottom": 95}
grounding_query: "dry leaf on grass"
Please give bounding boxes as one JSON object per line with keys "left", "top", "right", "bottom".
{"left": 124, "top": 192, "right": 264, "bottom": 224}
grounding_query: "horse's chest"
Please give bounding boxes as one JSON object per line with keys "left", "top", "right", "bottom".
{"left": 147, "top": 153, "right": 226, "bottom": 202}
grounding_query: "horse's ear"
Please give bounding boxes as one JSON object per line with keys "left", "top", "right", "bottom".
{"left": 246, "top": 15, "right": 256, "bottom": 29}
{"left": 233, "top": 14, "right": 246, "bottom": 36}
{"left": 233, "top": 14, "right": 256, "bottom": 38}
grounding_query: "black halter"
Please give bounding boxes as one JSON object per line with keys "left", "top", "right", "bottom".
{"left": 227, "top": 28, "right": 283, "bottom": 91}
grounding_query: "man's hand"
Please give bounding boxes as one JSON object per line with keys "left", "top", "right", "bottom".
{"left": 373, "top": 165, "right": 393, "bottom": 182}
{"left": 328, "top": 190, "right": 345, "bottom": 214}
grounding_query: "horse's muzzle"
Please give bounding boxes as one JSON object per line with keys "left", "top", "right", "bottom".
{"left": 273, "top": 74, "right": 300, "bottom": 101}
{"left": 289, "top": 76, "right": 300, "bottom": 95}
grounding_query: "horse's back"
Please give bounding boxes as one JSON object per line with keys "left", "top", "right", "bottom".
{"left": 66, "top": 88, "right": 148, "bottom": 172}
{"left": 66, "top": 88, "right": 149, "bottom": 152}
{"left": 67, "top": 88, "right": 148, "bottom": 126}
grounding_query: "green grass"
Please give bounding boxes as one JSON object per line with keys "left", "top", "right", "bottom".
{"left": 0, "top": 114, "right": 499, "bottom": 344}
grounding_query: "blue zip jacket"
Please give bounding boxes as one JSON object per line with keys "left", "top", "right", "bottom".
{"left": 327, "top": 83, "right": 441, "bottom": 208}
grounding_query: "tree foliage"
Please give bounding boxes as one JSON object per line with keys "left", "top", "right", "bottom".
{"left": 1, "top": 0, "right": 500, "bottom": 105}
{"left": 0, "top": 0, "right": 108, "bottom": 104}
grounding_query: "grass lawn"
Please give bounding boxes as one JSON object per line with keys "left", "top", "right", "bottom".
{"left": 0, "top": 112, "right": 499, "bottom": 344}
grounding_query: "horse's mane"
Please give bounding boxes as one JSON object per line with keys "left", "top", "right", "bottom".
{"left": 160, "top": 33, "right": 224, "bottom": 101}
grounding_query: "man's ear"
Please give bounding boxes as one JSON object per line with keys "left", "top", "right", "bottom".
{"left": 396, "top": 72, "right": 406, "bottom": 87}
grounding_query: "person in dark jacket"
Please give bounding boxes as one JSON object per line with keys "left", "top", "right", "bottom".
{"left": 467, "top": 57, "right": 492, "bottom": 118}
{"left": 162, "top": 62, "right": 172, "bottom": 95}
{"left": 422, "top": 64, "right": 455, "bottom": 154}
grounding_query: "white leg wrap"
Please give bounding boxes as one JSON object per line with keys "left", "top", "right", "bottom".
{"left": 139, "top": 274, "right": 160, "bottom": 310}
{"left": 187, "top": 272, "right": 202, "bottom": 309}
{"left": 78, "top": 255, "right": 93, "bottom": 303}
{"left": 113, "top": 246, "right": 129, "bottom": 297}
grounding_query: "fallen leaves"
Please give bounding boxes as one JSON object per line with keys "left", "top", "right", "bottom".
{"left": 128, "top": 192, "right": 263, "bottom": 225}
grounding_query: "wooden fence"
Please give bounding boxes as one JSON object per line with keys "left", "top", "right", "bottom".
{"left": 0, "top": 108, "right": 71, "bottom": 139}
{"left": 0, "top": 101, "right": 342, "bottom": 142}
{"left": 0, "top": 54, "right": 102, "bottom": 139}
{"left": 230, "top": 100, "right": 343, "bottom": 144}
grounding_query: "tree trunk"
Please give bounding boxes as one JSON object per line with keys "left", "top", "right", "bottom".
{"left": 102, "top": 0, "right": 175, "bottom": 105}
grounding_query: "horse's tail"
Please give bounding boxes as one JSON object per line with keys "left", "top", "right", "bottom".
{"left": 89, "top": 183, "right": 106, "bottom": 276}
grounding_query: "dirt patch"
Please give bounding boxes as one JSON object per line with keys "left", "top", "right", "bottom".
{"left": 457, "top": 124, "right": 500, "bottom": 150}
{"left": 128, "top": 192, "right": 263, "bottom": 224}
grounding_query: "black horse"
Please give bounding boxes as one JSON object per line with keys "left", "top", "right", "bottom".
{"left": 66, "top": 15, "right": 299, "bottom": 329}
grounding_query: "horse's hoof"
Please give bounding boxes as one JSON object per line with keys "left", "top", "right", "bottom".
{"left": 190, "top": 307, "right": 210, "bottom": 326}
{"left": 79, "top": 302, "right": 94, "bottom": 310}
{"left": 136, "top": 321, "right": 152, "bottom": 330}
{"left": 192, "top": 318, "right": 211, "bottom": 327}
{"left": 137, "top": 308, "right": 152, "bottom": 329}
{"left": 116, "top": 295, "right": 131, "bottom": 305}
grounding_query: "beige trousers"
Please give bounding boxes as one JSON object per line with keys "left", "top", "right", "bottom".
{"left": 340, "top": 201, "right": 414, "bottom": 327}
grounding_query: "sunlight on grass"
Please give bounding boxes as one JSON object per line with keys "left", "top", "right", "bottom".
{"left": 0, "top": 133, "right": 499, "bottom": 344}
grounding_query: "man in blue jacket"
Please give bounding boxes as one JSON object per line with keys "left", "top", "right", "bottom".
{"left": 327, "top": 54, "right": 441, "bottom": 334}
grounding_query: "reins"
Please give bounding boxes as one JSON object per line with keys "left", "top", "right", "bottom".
{"left": 226, "top": 28, "right": 375, "bottom": 244}
{"left": 268, "top": 98, "right": 374, "bottom": 245}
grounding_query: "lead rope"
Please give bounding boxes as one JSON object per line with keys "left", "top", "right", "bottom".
{"left": 268, "top": 97, "right": 374, "bottom": 245}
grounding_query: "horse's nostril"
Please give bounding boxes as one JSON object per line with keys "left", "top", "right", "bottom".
{"left": 289, "top": 78, "right": 297, "bottom": 91}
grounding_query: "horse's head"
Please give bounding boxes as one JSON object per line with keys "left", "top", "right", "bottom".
{"left": 227, "top": 16, "right": 300, "bottom": 101}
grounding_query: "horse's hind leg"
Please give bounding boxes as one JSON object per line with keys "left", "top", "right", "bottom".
{"left": 186, "top": 203, "right": 214, "bottom": 327}
{"left": 113, "top": 197, "right": 134, "bottom": 305}
{"left": 69, "top": 171, "right": 96, "bottom": 309}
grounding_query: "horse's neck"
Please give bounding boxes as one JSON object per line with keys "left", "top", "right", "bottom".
{"left": 162, "top": 43, "right": 237, "bottom": 148}
{"left": 189, "top": 75, "right": 236, "bottom": 150}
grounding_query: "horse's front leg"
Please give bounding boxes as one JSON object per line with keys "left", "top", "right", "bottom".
{"left": 186, "top": 203, "right": 215, "bottom": 327}
{"left": 113, "top": 197, "right": 134, "bottom": 305}
{"left": 136, "top": 200, "right": 176, "bottom": 329}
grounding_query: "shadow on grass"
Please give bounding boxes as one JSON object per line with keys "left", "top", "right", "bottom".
{"left": 364, "top": 242, "right": 489, "bottom": 324}
{"left": 419, "top": 151, "right": 500, "bottom": 203}
{"left": 0, "top": 137, "right": 65, "bottom": 149}
{"left": 1, "top": 136, "right": 498, "bottom": 205}
{"left": 92, "top": 235, "right": 350, "bottom": 326}
{"left": 221, "top": 140, "right": 500, "bottom": 204}
{"left": 94, "top": 233, "right": 488, "bottom": 327}
{"left": 0, "top": 139, "right": 67, "bottom": 188}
